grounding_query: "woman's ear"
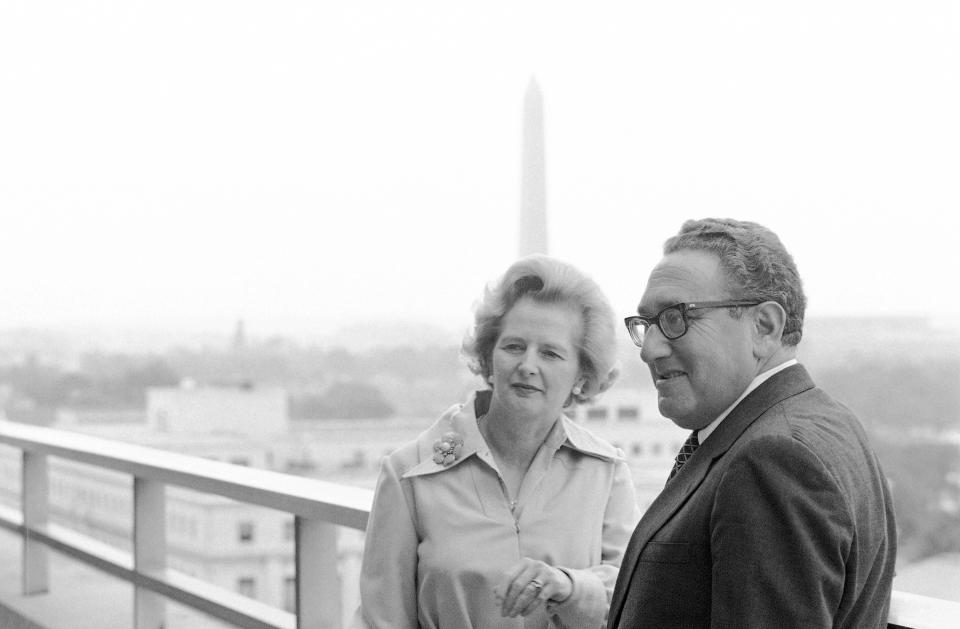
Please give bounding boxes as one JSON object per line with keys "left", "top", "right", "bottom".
{"left": 596, "top": 364, "right": 621, "bottom": 395}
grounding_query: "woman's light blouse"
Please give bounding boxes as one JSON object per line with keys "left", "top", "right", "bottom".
{"left": 354, "top": 391, "right": 639, "bottom": 629}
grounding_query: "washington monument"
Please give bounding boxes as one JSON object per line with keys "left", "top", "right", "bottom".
{"left": 519, "top": 78, "right": 547, "bottom": 256}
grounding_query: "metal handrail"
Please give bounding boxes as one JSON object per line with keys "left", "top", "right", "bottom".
{"left": 889, "top": 590, "right": 960, "bottom": 629}
{"left": 0, "top": 420, "right": 373, "bottom": 629}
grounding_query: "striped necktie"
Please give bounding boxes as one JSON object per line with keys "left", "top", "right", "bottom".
{"left": 668, "top": 431, "right": 700, "bottom": 482}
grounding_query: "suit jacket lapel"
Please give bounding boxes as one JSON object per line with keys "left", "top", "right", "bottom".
{"left": 608, "top": 364, "right": 815, "bottom": 627}
{"left": 608, "top": 436, "right": 715, "bottom": 626}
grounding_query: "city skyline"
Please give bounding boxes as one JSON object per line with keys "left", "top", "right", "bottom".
{"left": 3, "top": 311, "right": 960, "bottom": 358}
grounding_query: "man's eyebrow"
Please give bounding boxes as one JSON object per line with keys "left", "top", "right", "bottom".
{"left": 636, "top": 300, "right": 664, "bottom": 316}
{"left": 638, "top": 300, "right": 683, "bottom": 317}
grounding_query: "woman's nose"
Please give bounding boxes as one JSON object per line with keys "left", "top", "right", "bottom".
{"left": 517, "top": 350, "right": 538, "bottom": 375}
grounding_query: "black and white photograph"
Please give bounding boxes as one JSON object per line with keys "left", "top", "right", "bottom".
{"left": 0, "top": 2, "right": 958, "bottom": 628}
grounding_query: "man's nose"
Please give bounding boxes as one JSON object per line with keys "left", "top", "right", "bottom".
{"left": 640, "top": 326, "right": 671, "bottom": 363}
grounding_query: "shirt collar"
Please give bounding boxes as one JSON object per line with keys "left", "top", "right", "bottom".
{"left": 559, "top": 414, "right": 621, "bottom": 461}
{"left": 402, "top": 391, "right": 487, "bottom": 478}
{"left": 697, "top": 359, "right": 798, "bottom": 444}
{"left": 403, "top": 390, "right": 620, "bottom": 479}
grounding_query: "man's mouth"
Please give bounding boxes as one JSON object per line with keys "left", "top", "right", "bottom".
{"left": 655, "top": 370, "right": 686, "bottom": 384}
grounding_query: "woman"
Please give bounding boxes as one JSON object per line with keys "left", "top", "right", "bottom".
{"left": 354, "top": 255, "right": 638, "bottom": 629}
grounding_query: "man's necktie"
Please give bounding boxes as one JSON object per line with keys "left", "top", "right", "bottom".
{"left": 668, "top": 431, "right": 700, "bottom": 482}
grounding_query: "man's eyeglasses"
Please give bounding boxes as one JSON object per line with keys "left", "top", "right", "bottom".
{"left": 624, "top": 301, "right": 762, "bottom": 348}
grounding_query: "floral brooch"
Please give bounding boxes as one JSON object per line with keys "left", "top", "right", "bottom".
{"left": 432, "top": 431, "right": 464, "bottom": 466}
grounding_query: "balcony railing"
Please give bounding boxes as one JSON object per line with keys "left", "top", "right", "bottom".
{"left": 0, "top": 420, "right": 372, "bottom": 629}
{"left": 1, "top": 420, "right": 959, "bottom": 629}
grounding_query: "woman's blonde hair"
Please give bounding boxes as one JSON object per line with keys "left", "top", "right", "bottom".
{"left": 461, "top": 255, "right": 619, "bottom": 405}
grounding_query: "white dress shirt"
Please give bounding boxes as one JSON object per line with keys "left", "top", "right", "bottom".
{"left": 697, "top": 359, "right": 798, "bottom": 444}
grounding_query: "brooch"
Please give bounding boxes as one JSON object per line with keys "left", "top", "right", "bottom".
{"left": 432, "top": 431, "right": 464, "bottom": 466}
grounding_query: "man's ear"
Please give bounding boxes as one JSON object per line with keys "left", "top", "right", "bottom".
{"left": 753, "top": 301, "right": 787, "bottom": 356}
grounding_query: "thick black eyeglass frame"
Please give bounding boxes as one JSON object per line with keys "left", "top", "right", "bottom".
{"left": 624, "top": 300, "right": 763, "bottom": 347}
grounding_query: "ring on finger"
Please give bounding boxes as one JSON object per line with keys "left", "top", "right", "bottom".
{"left": 528, "top": 578, "right": 544, "bottom": 592}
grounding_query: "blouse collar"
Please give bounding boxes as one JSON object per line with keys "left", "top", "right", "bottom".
{"left": 403, "top": 390, "right": 620, "bottom": 479}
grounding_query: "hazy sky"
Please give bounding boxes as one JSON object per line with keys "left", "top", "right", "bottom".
{"left": 2, "top": 2, "right": 958, "bottom": 339}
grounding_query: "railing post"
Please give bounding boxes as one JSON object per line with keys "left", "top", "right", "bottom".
{"left": 296, "top": 516, "right": 342, "bottom": 629}
{"left": 22, "top": 451, "right": 49, "bottom": 595}
{"left": 134, "top": 478, "right": 166, "bottom": 629}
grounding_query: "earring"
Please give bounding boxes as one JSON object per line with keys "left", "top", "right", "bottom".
{"left": 572, "top": 385, "right": 582, "bottom": 396}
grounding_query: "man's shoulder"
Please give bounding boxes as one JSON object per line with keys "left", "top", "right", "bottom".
{"left": 737, "top": 385, "right": 876, "bottom": 477}
{"left": 775, "top": 385, "right": 866, "bottom": 440}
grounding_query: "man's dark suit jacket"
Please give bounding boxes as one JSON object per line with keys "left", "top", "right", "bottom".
{"left": 607, "top": 364, "right": 896, "bottom": 628}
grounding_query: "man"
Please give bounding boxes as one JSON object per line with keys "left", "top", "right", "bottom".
{"left": 609, "top": 218, "right": 896, "bottom": 628}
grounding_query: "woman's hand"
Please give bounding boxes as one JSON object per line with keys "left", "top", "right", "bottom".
{"left": 494, "top": 558, "right": 574, "bottom": 618}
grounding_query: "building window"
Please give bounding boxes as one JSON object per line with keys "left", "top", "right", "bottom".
{"left": 341, "top": 449, "right": 367, "bottom": 470}
{"left": 586, "top": 407, "right": 608, "bottom": 421}
{"left": 652, "top": 443, "right": 662, "bottom": 456}
{"left": 284, "top": 520, "right": 295, "bottom": 541}
{"left": 238, "top": 521, "right": 255, "bottom": 543}
{"left": 230, "top": 456, "right": 251, "bottom": 467}
{"left": 237, "top": 576, "right": 257, "bottom": 599}
{"left": 631, "top": 443, "right": 643, "bottom": 456}
{"left": 617, "top": 406, "right": 639, "bottom": 420}
{"left": 283, "top": 575, "right": 296, "bottom": 612}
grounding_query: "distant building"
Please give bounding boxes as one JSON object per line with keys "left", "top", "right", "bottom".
{"left": 146, "top": 381, "right": 288, "bottom": 437}
{"left": 0, "top": 383, "right": 307, "bottom": 621}
{"left": 802, "top": 316, "right": 960, "bottom": 368}
{"left": 54, "top": 408, "right": 145, "bottom": 428}
{"left": 567, "top": 388, "right": 688, "bottom": 511}
{"left": 894, "top": 553, "right": 960, "bottom": 604}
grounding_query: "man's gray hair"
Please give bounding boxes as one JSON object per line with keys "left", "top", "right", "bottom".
{"left": 664, "top": 218, "right": 806, "bottom": 346}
